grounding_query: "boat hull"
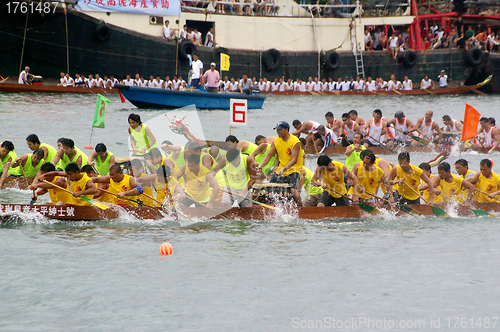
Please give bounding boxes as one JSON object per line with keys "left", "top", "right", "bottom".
{"left": 1, "top": 203, "right": 499, "bottom": 222}
{"left": 0, "top": 83, "right": 118, "bottom": 94}
{"left": 116, "top": 84, "right": 266, "bottom": 109}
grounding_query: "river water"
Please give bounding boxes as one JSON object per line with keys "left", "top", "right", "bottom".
{"left": 1, "top": 92, "right": 500, "bottom": 331}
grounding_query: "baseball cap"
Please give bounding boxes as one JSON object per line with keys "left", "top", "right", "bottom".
{"left": 273, "top": 121, "right": 290, "bottom": 130}
{"left": 210, "top": 62, "right": 216, "bottom": 66}
{"left": 441, "top": 70, "right": 445, "bottom": 73}
{"left": 395, "top": 111, "right": 405, "bottom": 118}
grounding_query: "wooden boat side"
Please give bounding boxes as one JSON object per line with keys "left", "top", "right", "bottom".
{"left": 0, "top": 83, "right": 118, "bottom": 94}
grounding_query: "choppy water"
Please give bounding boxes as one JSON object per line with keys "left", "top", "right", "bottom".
{"left": 1, "top": 92, "right": 500, "bottom": 331}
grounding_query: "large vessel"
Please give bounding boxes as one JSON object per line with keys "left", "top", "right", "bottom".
{"left": 1, "top": 0, "right": 499, "bottom": 89}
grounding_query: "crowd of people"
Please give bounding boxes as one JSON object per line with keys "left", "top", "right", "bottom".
{"left": 1, "top": 108, "right": 499, "bottom": 212}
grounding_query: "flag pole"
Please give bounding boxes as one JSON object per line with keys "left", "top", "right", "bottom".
{"left": 85, "top": 127, "right": 94, "bottom": 150}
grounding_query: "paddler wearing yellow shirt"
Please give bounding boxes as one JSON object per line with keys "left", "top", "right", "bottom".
{"left": 40, "top": 163, "right": 98, "bottom": 206}
{"left": 130, "top": 159, "right": 155, "bottom": 206}
{"left": 212, "top": 148, "right": 258, "bottom": 207}
{"left": 257, "top": 121, "right": 304, "bottom": 206}
{"left": 26, "top": 134, "right": 58, "bottom": 164}
{"left": 175, "top": 154, "right": 220, "bottom": 208}
{"left": 128, "top": 113, "right": 157, "bottom": 157}
{"left": 87, "top": 143, "right": 115, "bottom": 176}
{"left": 51, "top": 138, "right": 88, "bottom": 170}
{"left": 467, "top": 159, "right": 500, "bottom": 203}
{"left": 418, "top": 162, "right": 443, "bottom": 204}
{"left": 30, "top": 163, "right": 73, "bottom": 205}
{"left": 389, "top": 152, "right": 434, "bottom": 205}
{"left": 92, "top": 164, "right": 143, "bottom": 206}
{"left": 430, "top": 162, "right": 475, "bottom": 207}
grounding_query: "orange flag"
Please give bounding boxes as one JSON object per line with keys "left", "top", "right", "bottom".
{"left": 461, "top": 104, "right": 481, "bottom": 142}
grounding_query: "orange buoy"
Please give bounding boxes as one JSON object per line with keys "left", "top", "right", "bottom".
{"left": 159, "top": 242, "right": 173, "bottom": 256}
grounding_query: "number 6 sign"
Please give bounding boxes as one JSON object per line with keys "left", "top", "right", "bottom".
{"left": 230, "top": 99, "right": 247, "bottom": 127}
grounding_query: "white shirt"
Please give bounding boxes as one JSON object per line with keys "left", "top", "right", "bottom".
{"left": 387, "top": 80, "right": 401, "bottom": 90}
{"left": 195, "top": 32, "right": 202, "bottom": 44}
{"left": 164, "top": 80, "right": 172, "bottom": 89}
{"left": 19, "top": 70, "right": 29, "bottom": 84}
{"left": 94, "top": 78, "right": 104, "bottom": 88}
{"left": 438, "top": 75, "right": 448, "bottom": 87}
{"left": 295, "top": 82, "right": 306, "bottom": 92}
{"left": 111, "top": 78, "right": 119, "bottom": 87}
{"left": 306, "top": 82, "right": 313, "bottom": 91}
{"left": 163, "top": 26, "right": 171, "bottom": 39}
{"left": 147, "top": 80, "right": 155, "bottom": 88}
{"left": 365, "top": 81, "right": 376, "bottom": 91}
{"left": 285, "top": 82, "right": 294, "bottom": 91}
{"left": 378, "top": 81, "right": 388, "bottom": 90}
{"left": 123, "top": 78, "right": 134, "bottom": 86}
{"left": 339, "top": 81, "right": 351, "bottom": 91}
{"left": 205, "top": 31, "right": 214, "bottom": 47}
{"left": 389, "top": 36, "right": 398, "bottom": 48}
{"left": 312, "top": 82, "right": 322, "bottom": 91}
{"left": 402, "top": 79, "right": 412, "bottom": 90}
{"left": 60, "top": 77, "right": 67, "bottom": 85}
{"left": 229, "top": 82, "right": 239, "bottom": 91}
{"left": 173, "top": 79, "right": 182, "bottom": 90}
{"left": 191, "top": 60, "right": 203, "bottom": 79}
{"left": 65, "top": 77, "right": 74, "bottom": 87}
{"left": 328, "top": 82, "right": 337, "bottom": 91}
{"left": 86, "top": 78, "right": 95, "bottom": 88}
{"left": 353, "top": 80, "right": 364, "bottom": 90}
{"left": 271, "top": 82, "right": 280, "bottom": 91}
{"left": 75, "top": 77, "right": 84, "bottom": 85}
{"left": 320, "top": 82, "right": 328, "bottom": 91}
{"left": 421, "top": 79, "right": 432, "bottom": 89}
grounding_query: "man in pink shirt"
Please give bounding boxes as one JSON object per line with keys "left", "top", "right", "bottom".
{"left": 202, "top": 62, "right": 220, "bottom": 93}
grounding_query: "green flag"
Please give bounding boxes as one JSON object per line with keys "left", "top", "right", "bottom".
{"left": 93, "top": 94, "right": 110, "bottom": 128}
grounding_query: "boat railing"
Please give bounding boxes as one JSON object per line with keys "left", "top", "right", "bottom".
{"left": 181, "top": 0, "right": 411, "bottom": 18}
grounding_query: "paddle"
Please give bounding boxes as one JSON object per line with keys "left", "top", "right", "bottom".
{"left": 439, "top": 192, "right": 497, "bottom": 218}
{"left": 401, "top": 181, "right": 449, "bottom": 217}
{"left": 475, "top": 189, "right": 500, "bottom": 202}
{"left": 362, "top": 191, "right": 423, "bottom": 216}
{"left": 41, "top": 180, "right": 109, "bottom": 210}
{"left": 184, "top": 192, "right": 230, "bottom": 219}
{"left": 466, "top": 74, "right": 493, "bottom": 95}
{"left": 367, "top": 135, "right": 397, "bottom": 154}
{"left": 222, "top": 189, "right": 275, "bottom": 210}
{"left": 140, "top": 192, "right": 195, "bottom": 222}
{"left": 394, "top": 127, "right": 431, "bottom": 146}
{"left": 19, "top": 162, "right": 36, "bottom": 205}
{"left": 465, "top": 86, "right": 487, "bottom": 96}
{"left": 97, "top": 187, "right": 144, "bottom": 206}
{"left": 329, "top": 187, "right": 381, "bottom": 215}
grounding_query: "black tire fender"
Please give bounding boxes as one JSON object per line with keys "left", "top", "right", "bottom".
{"left": 179, "top": 40, "right": 197, "bottom": 61}
{"left": 262, "top": 48, "right": 282, "bottom": 71}
{"left": 323, "top": 51, "right": 341, "bottom": 70}
{"left": 402, "top": 50, "right": 417, "bottom": 67}
{"left": 94, "top": 21, "right": 110, "bottom": 42}
{"left": 465, "top": 47, "right": 484, "bottom": 66}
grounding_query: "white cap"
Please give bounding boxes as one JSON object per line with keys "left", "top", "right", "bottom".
{"left": 210, "top": 62, "right": 216, "bottom": 66}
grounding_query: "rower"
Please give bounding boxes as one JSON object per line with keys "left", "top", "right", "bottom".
{"left": 153, "top": 164, "right": 183, "bottom": 203}
{"left": 339, "top": 113, "right": 361, "bottom": 146}
{"left": 442, "top": 115, "right": 463, "bottom": 144}
{"left": 471, "top": 117, "right": 500, "bottom": 153}
{"left": 389, "top": 152, "right": 434, "bottom": 205}
{"left": 362, "top": 109, "right": 389, "bottom": 148}
{"left": 130, "top": 159, "right": 154, "bottom": 206}
{"left": 81, "top": 165, "right": 114, "bottom": 203}
{"left": 298, "top": 166, "right": 323, "bottom": 207}
{"left": 311, "top": 155, "right": 359, "bottom": 207}
{"left": 412, "top": 110, "right": 443, "bottom": 146}
{"left": 257, "top": 121, "right": 304, "bottom": 206}
{"left": 128, "top": 113, "right": 157, "bottom": 157}
{"left": 87, "top": 143, "right": 115, "bottom": 176}
{"left": 176, "top": 154, "right": 220, "bottom": 208}
{"left": 26, "top": 134, "right": 58, "bottom": 164}
{"left": 349, "top": 110, "right": 365, "bottom": 127}
{"left": 325, "top": 111, "right": 343, "bottom": 137}
{"left": 468, "top": 159, "right": 500, "bottom": 203}
{"left": 316, "top": 125, "right": 338, "bottom": 155}
{"left": 30, "top": 163, "right": 73, "bottom": 205}
{"left": 350, "top": 149, "right": 392, "bottom": 204}
{"left": 225, "top": 135, "right": 258, "bottom": 156}
{"left": 418, "top": 162, "right": 443, "bottom": 204}
{"left": 254, "top": 135, "right": 275, "bottom": 146}
{"left": 0, "top": 141, "right": 20, "bottom": 189}
{"left": 18, "top": 66, "right": 31, "bottom": 85}
{"left": 431, "top": 162, "right": 475, "bottom": 206}
{"left": 454, "top": 159, "right": 476, "bottom": 200}
{"left": 41, "top": 163, "right": 99, "bottom": 206}
{"left": 51, "top": 138, "right": 88, "bottom": 170}
{"left": 212, "top": 148, "right": 258, "bottom": 207}
{"left": 251, "top": 139, "right": 278, "bottom": 176}
{"left": 11, "top": 149, "right": 45, "bottom": 178}
{"left": 92, "top": 164, "right": 143, "bottom": 206}
{"left": 345, "top": 133, "right": 366, "bottom": 171}
{"left": 291, "top": 119, "right": 321, "bottom": 145}
{"left": 385, "top": 111, "right": 417, "bottom": 148}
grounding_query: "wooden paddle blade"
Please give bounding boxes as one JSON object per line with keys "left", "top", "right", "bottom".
{"left": 472, "top": 209, "right": 497, "bottom": 218}
{"left": 358, "top": 203, "right": 381, "bottom": 215}
{"left": 79, "top": 196, "right": 109, "bottom": 210}
{"left": 396, "top": 204, "right": 423, "bottom": 215}
{"left": 431, "top": 206, "right": 450, "bottom": 218}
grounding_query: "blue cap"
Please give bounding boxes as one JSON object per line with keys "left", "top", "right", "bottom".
{"left": 273, "top": 121, "right": 290, "bottom": 130}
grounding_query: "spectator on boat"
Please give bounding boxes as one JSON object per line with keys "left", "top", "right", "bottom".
{"left": 420, "top": 75, "right": 434, "bottom": 90}
{"left": 219, "top": 76, "right": 229, "bottom": 91}
{"left": 487, "top": 31, "right": 499, "bottom": 52}
{"left": 57, "top": 72, "right": 67, "bottom": 86}
{"left": 164, "top": 76, "right": 172, "bottom": 89}
{"left": 388, "top": 32, "right": 398, "bottom": 60}
{"left": 239, "top": 74, "right": 252, "bottom": 94}
{"left": 432, "top": 32, "right": 450, "bottom": 49}
{"left": 205, "top": 27, "right": 216, "bottom": 47}
{"left": 179, "top": 25, "right": 188, "bottom": 41}
{"left": 364, "top": 28, "right": 373, "bottom": 51}
{"left": 18, "top": 66, "right": 32, "bottom": 85}
{"left": 134, "top": 73, "right": 141, "bottom": 86}
{"left": 389, "top": 152, "right": 434, "bottom": 205}
{"left": 228, "top": 77, "right": 239, "bottom": 92}
{"left": 475, "top": 28, "right": 488, "bottom": 50}
{"left": 128, "top": 113, "right": 157, "bottom": 157}
{"left": 465, "top": 25, "right": 475, "bottom": 50}
{"left": 402, "top": 75, "right": 412, "bottom": 90}
{"left": 162, "top": 20, "right": 176, "bottom": 40}
{"left": 455, "top": 15, "right": 464, "bottom": 34}
{"left": 203, "top": 62, "right": 220, "bottom": 93}
{"left": 123, "top": 74, "right": 134, "bottom": 86}
{"left": 193, "top": 28, "right": 203, "bottom": 45}
{"left": 372, "top": 27, "right": 381, "bottom": 50}
{"left": 429, "top": 22, "right": 439, "bottom": 35}
{"left": 257, "top": 121, "right": 303, "bottom": 206}
{"left": 190, "top": 53, "right": 203, "bottom": 89}
{"left": 376, "top": 31, "right": 387, "bottom": 51}
{"left": 312, "top": 155, "right": 358, "bottom": 206}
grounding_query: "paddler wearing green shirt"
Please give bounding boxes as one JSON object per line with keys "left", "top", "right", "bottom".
{"left": 87, "top": 143, "right": 115, "bottom": 176}
{"left": 0, "top": 141, "right": 21, "bottom": 189}
{"left": 128, "top": 113, "right": 157, "bottom": 156}
{"left": 51, "top": 138, "right": 88, "bottom": 170}
{"left": 298, "top": 166, "right": 323, "bottom": 207}
{"left": 225, "top": 135, "right": 258, "bottom": 156}
{"left": 345, "top": 132, "right": 366, "bottom": 170}
{"left": 250, "top": 138, "right": 278, "bottom": 175}
{"left": 26, "top": 134, "right": 58, "bottom": 164}
{"left": 11, "top": 148, "right": 45, "bottom": 178}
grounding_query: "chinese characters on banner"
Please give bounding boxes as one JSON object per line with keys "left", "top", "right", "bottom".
{"left": 76, "top": 0, "right": 180, "bottom": 16}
